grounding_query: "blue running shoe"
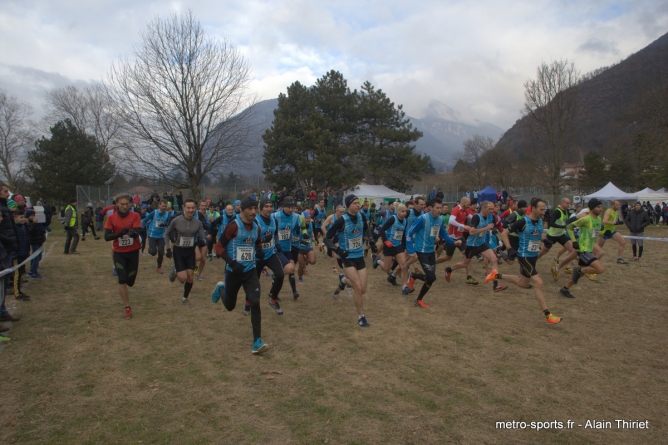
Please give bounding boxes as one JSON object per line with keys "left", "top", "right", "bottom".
{"left": 402, "top": 286, "right": 414, "bottom": 295}
{"left": 372, "top": 254, "right": 379, "bottom": 269}
{"left": 252, "top": 338, "right": 269, "bottom": 354}
{"left": 211, "top": 281, "right": 224, "bottom": 303}
{"left": 298, "top": 278, "right": 304, "bottom": 284}
{"left": 358, "top": 316, "right": 370, "bottom": 328}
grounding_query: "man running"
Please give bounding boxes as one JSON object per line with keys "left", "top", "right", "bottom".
{"left": 312, "top": 199, "right": 327, "bottom": 246}
{"left": 559, "top": 198, "right": 606, "bottom": 298}
{"left": 374, "top": 203, "right": 409, "bottom": 293}
{"left": 142, "top": 199, "right": 170, "bottom": 274}
{"left": 406, "top": 198, "right": 460, "bottom": 308}
{"left": 164, "top": 199, "right": 206, "bottom": 306}
{"left": 546, "top": 197, "right": 577, "bottom": 280}
{"left": 322, "top": 205, "right": 345, "bottom": 272}
{"left": 104, "top": 193, "right": 143, "bottom": 319}
{"left": 324, "top": 195, "right": 377, "bottom": 327}
{"left": 212, "top": 196, "right": 269, "bottom": 354}
{"left": 297, "top": 211, "right": 316, "bottom": 283}
{"left": 194, "top": 200, "right": 211, "bottom": 281}
{"left": 273, "top": 196, "right": 302, "bottom": 299}
{"left": 439, "top": 197, "right": 473, "bottom": 281}
{"left": 597, "top": 200, "right": 627, "bottom": 264}
{"left": 206, "top": 203, "right": 220, "bottom": 261}
{"left": 485, "top": 199, "right": 561, "bottom": 325}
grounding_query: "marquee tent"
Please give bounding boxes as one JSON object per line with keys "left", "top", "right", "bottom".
{"left": 477, "top": 186, "right": 499, "bottom": 203}
{"left": 584, "top": 182, "right": 637, "bottom": 201}
{"left": 344, "top": 184, "right": 409, "bottom": 206}
{"left": 634, "top": 187, "right": 668, "bottom": 204}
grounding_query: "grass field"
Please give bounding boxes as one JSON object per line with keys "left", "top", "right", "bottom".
{"left": 1, "top": 225, "right": 667, "bottom": 444}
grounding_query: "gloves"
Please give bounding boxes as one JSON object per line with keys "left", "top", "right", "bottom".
{"left": 384, "top": 240, "right": 393, "bottom": 248}
{"left": 602, "top": 230, "right": 612, "bottom": 237}
{"left": 572, "top": 241, "right": 580, "bottom": 251}
{"left": 128, "top": 229, "right": 140, "bottom": 238}
{"left": 300, "top": 238, "right": 310, "bottom": 247}
{"left": 507, "top": 248, "right": 518, "bottom": 261}
{"left": 166, "top": 248, "right": 173, "bottom": 259}
{"left": 369, "top": 242, "right": 378, "bottom": 254}
{"left": 336, "top": 248, "right": 349, "bottom": 259}
{"left": 256, "top": 248, "right": 265, "bottom": 261}
{"left": 491, "top": 228, "right": 498, "bottom": 235}
{"left": 229, "top": 260, "right": 245, "bottom": 274}
{"left": 197, "top": 239, "right": 206, "bottom": 248}
{"left": 542, "top": 238, "right": 553, "bottom": 248}
{"left": 262, "top": 235, "right": 273, "bottom": 244}
{"left": 120, "top": 227, "right": 130, "bottom": 235}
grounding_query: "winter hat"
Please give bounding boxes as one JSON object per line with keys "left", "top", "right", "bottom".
{"left": 240, "top": 196, "right": 258, "bottom": 211}
{"left": 344, "top": 194, "right": 358, "bottom": 208}
{"left": 588, "top": 198, "right": 602, "bottom": 210}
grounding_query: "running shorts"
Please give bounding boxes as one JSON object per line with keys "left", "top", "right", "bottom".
{"left": 601, "top": 230, "right": 616, "bottom": 240}
{"left": 342, "top": 257, "right": 366, "bottom": 270}
{"left": 173, "top": 245, "right": 196, "bottom": 272}
{"left": 382, "top": 245, "right": 405, "bottom": 257}
{"left": 578, "top": 252, "right": 598, "bottom": 267}
{"left": 113, "top": 250, "right": 140, "bottom": 286}
{"left": 465, "top": 243, "right": 490, "bottom": 259}
{"left": 518, "top": 256, "right": 538, "bottom": 278}
{"left": 546, "top": 234, "right": 571, "bottom": 247}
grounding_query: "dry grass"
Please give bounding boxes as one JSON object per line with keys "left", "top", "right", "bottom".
{"left": 1, "top": 226, "right": 667, "bottom": 444}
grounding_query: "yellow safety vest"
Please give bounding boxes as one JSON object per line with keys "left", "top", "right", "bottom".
{"left": 65, "top": 205, "right": 77, "bottom": 227}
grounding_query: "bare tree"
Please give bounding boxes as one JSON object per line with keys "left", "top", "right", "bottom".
{"left": 106, "top": 10, "right": 257, "bottom": 200}
{"left": 458, "top": 134, "right": 493, "bottom": 190}
{"left": 522, "top": 60, "right": 580, "bottom": 204}
{"left": 486, "top": 143, "right": 515, "bottom": 190}
{"left": 45, "top": 84, "right": 122, "bottom": 154}
{"left": 0, "top": 89, "right": 35, "bottom": 190}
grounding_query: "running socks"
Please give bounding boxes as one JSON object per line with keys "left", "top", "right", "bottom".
{"left": 183, "top": 281, "right": 193, "bottom": 299}
{"left": 390, "top": 259, "right": 398, "bottom": 271}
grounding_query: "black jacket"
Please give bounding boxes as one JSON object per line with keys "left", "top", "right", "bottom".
{"left": 625, "top": 208, "right": 651, "bottom": 233}
{"left": 0, "top": 197, "right": 18, "bottom": 252}
{"left": 28, "top": 221, "right": 47, "bottom": 245}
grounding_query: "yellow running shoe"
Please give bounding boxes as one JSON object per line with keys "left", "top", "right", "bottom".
{"left": 586, "top": 273, "right": 597, "bottom": 281}
{"left": 551, "top": 265, "right": 559, "bottom": 281}
{"left": 564, "top": 267, "right": 573, "bottom": 274}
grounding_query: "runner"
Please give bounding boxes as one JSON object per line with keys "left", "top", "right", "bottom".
{"left": 485, "top": 199, "right": 562, "bottom": 324}
{"left": 405, "top": 198, "right": 460, "bottom": 308}
{"left": 297, "top": 211, "right": 316, "bottom": 284}
{"left": 392, "top": 197, "right": 425, "bottom": 285}
{"left": 545, "top": 197, "right": 577, "bottom": 280}
{"left": 439, "top": 197, "right": 473, "bottom": 281}
{"left": 104, "top": 193, "right": 143, "bottom": 319}
{"left": 321, "top": 205, "right": 345, "bottom": 273}
{"left": 559, "top": 198, "right": 606, "bottom": 298}
{"left": 194, "top": 200, "right": 211, "bottom": 281}
{"left": 164, "top": 199, "right": 206, "bottom": 306}
{"left": 273, "top": 196, "right": 302, "bottom": 299}
{"left": 211, "top": 196, "right": 268, "bottom": 354}
{"left": 445, "top": 201, "right": 506, "bottom": 292}
{"left": 312, "top": 199, "right": 327, "bottom": 246}
{"left": 142, "top": 199, "right": 170, "bottom": 274}
{"left": 324, "top": 194, "right": 377, "bottom": 326}
{"left": 206, "top": 203, "right": 220, "bottom": 261}
{"left": 374, "top": 203, "right": 409, "bottom": 293}
{"left": 597, "top": 200, "right": 627, "bottom": 264}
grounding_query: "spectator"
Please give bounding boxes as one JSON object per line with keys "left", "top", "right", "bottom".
{"left": 12, "top": 210, "right": 30, "bottom": 301}
{"left": 81, "top": 204, "right": 100, "bottom": 241}
{"left": 26, "top": 209, "right": 46, "bottom": 279}
{"left": 436, "top": 188, "right": 444, "bottom": 200}
{"left": 0, "top": 182, "right": 20, "bottom": 329}
{"left": 63, "top": 198, "right": 80, "bottom": 254}
{"left": 133, "top": 194, "right": 141, "bottom": 206}
{"left": 625, "top": 201, "right": 651, "bottom": 262}
{"left": 175, "top": 190, "right": 183, "bottom": 210}
{"left": 309, "top": 189, "right": 317, "bottom": 208}
{"left": 322, "top": 189, "right": 329, "bottom": 210}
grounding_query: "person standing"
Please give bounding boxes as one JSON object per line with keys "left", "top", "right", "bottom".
{"left": 175, "top": 190, "right": 183, "bottom": 211}
{"left": 212, "top": 196, "right": 269, "bottom": 354}
{"left": 26, "top": 210, "right": 46, "bottom": 279}
{"left": 624, "top": 201, "right": 651, "bottom": 262}
{"left": 63, "top": 198, "right": 80, "bottom": 254}
{"left": 104, "top": 193, "right": 143, "bottom": 319}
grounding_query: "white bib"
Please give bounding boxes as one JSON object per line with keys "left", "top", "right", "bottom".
{"left": 236, "top": 246, "right": 254, "bottom": 262}
{"left": 154, "top": 220, "right": 164, "bottom": 228}
{"left": 118, "top": 236, "right": 134, "bottom": 247}
{"left": 178, "top": 236, "right": 194, "bottom": 247}
{"left": 393, "top": 230, "right": 404, "bottom": 241}
{"left": 278, "top": 229, "right": 290, "bottom": 241}
{"left": 348, "top": 236, "right": 362, "bottom": 250}
{"left": 262, "top": 238, "right": 275, "bottom": 250}
{"left": 592, "top": 229, "right": 600, "bottom": 238}
{"left": 430, "top": 225, "right": 439, "bottom": 237}
{"left": 527, "top": 240, "right": 541, "bottom": 252}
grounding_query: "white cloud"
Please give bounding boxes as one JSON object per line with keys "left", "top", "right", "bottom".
{"left": 0, "top": 0, "right": 667, "bottom": 129}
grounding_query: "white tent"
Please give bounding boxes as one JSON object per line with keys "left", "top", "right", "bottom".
{"left": 584, "top": 182, "right": 637, "bottom": 201}
{"left": 633, "top": 187, "right": 668, "bottom": 203}
{"left": 635, "top": 187, "right": 656, "bottom": 194}
{"left": 657, "top": 188, "right": 667, "bottom": 193}
{"left": 344, "top": 184, "right": 407, "bottom": 206}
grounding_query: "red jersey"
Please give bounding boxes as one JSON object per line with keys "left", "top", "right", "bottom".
{"left": 105, "top": 211, "right": 142, "bottom": 252}
{"left": 500, "top": 209, "right": 512, "bottom": 220}
{"left": 448, "top": 205, "right": 470, "bottom": 237}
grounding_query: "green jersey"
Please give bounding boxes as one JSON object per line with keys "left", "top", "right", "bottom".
{"left": 567, "top": 214, "right": 601, "bottom": 253}
{"left": 441, "top": 212, "right": 450, "bottom": 228}
{"left": 602, "top": 209, "right": 618, "bottom": 233}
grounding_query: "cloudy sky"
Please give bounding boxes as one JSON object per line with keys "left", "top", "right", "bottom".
{"left": 1, "top": 0, "right": 667, "bottom": 130}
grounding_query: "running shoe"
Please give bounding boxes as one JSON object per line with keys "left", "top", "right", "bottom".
{"left": 586, "top": 273, "right": 597, "bottom": 281}
{"left": 466, "top": 277, "right": 479, "bottom": 285}
{"left": 261, "top": 267, "right": 269, "bottom": 276}
{"left": 124, "top": 306, "right": 133, "bottom": 319}
{"left": 169, "top": 267, "right": 177, "bottom": 282}
{"left": 559, "top": 287, "right": 575, "bottom": 299}
{"left": 332, "top": 288, "right": 342, "bottom": 300}
{"left": 15, "top": 293, "right": 30, "bottom": 301}
{"left": 156, "top": 267, "right": 163, "bottom": 274}
{"left": 338, "top": 273, "right": 346, "bottom": 291}
{"left": 444, "top": 267, "right": 452, "bottom": 282}
{"left": 293, "top": 290, "right": 300, "bottom": 300}
{"left": 211, "top": 281, "right": 224, "bottom": 303}
{"left": 195, "top": 275, "right": 203, "bottom": 282}
{"left": 387, "top": 274, "right": 399, "bottom": 286}
{"left": 298, "top": 278, "right": 304, "bottom": 284}
{"left": 113, "top": 268, "right": 118, "bottom": 276}
{"left": 207, "top": 253, "right": 212, "bottom": 262}
{"left": 243, "top": 301, "right": 250, "bottom": 315}
{"left": 484, "top": 270, "right": 497, "bottom": 283}
{"left": 564, "top": 267, "right": 573, "bottom": 274}
{"left": 252, "top": 338, "right": 269, "bottom": 354}
{"left": 268, "top": 296, "right": 283, "bottom": 315}
{"left": 485, "top": 269, "right": 491, "bottom": 275}
{"left": 545, "top": 313, "right": 562, "bottom": 324}
{"left": 30, "top": 273, "right": 46, "bottom": 279}
{"left": 414, "top": 299, "right": 430, "bottom": 308}
{"left": 358, "top": 316, "right": 370, "bottom": 328}
{"left": 525, "top": 284, "right": 533, "bottom": 289}
{"left": 551, "top": 265, "right": 559, "bottom": 281}
{"left": 402, "top": 286, "right": 414, "bottom": 295}
{"left": 407, "top": 273, "right": 416, "bottom": 291}
{"left": 476, "top": 255, "right": 483, "bottom": 262}
{"left": 0, "top": 333, "right": 10, "bottom": 342}
{"left": 194, "top": 266, "right": 199, "bottom": 275}
{"left": 182, "top": 298, "right": 193, "bottom": 307}
{"left": 493, "top": 285, "right": 508, "bottom": 293}
{"left": 633, "top": 256, "right": 638, "bottom": 262}
{"left": 617, "top": 258, "right": 627, "bottom": 264}
{"left": 571, "top": 267, "right": 582, "bottom": 284}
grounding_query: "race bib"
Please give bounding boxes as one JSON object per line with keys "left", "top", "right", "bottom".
{"left": 348, "top": 237, "right": 362, "bottom": 250}
{"left": 154, "top": 221, "right": 164, "bottom": 228}
{"left": 528, "top": 240, "right": 541, "bottom": 252}
{"left": 291, "top": 234, "right": 300, "bottom": 243}
{"left": 178, "top": 236, "right": 194, "bottom": 247}
{"left": 430, "top": 225, "right": 439, "bottom": 237}
{"left": 236, "top": 246, "right": 254, "bottom": 262}
{"left": 457, "top": 226, "right": 464, "bottom": 233}
{"left": 393, "top": 230, "right": 404, "bottom": 241}
{"left": 262, "top": 238, "right": 275, "bottom": 250}
{"left": 118, "top": 236, "right": 134, "bottom": 247}
{"left": 278, "top": 229, "right": 290, "bottom": 241}
{"left": 592, "top": 229, "right": 600, "bottom": 238}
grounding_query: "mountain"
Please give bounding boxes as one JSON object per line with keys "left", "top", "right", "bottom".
{"left": 233, "top": 98, "right": 504, "bottom": 174}
{"left": 497, "top": 31, "right": 668, "bottom": 159}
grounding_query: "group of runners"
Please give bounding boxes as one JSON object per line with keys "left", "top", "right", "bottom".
{"left": 100, "top": 190, "right": 635, "bottom": 354}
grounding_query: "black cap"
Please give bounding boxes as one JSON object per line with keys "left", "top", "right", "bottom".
{"left": 240, "top": 196, "right": 258, "bottom": 211}
{"left": 344, "top": 194, "right": 358, "bottom": 208}
{"left": 588, "top": 198, "right": 602, "bottom": 210}
{"left": 517, "top": 200, "right": 527, "bottom": 209}
{"left": 260, "top": 197, "right": 272, "bottom": 209}
{"left": 283, "top": 196, "right": 296, "bottom": 207}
